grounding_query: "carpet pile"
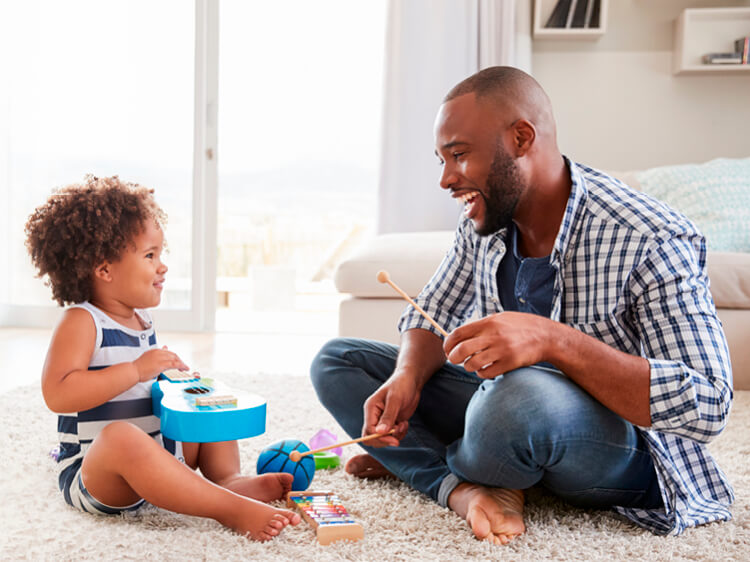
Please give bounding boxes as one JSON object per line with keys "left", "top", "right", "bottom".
{"left": 2, "top": 374, "right": 748, "bottom": 561}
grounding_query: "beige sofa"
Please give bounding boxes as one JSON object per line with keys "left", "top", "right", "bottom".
{"left": 334, "top": 171, "right": 750, "bottom": 390}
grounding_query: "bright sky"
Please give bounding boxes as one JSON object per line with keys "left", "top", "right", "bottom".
{"left": 219, "top": 0, "right": 387, "bottom": 173}
{"left": 1, "top": 0, "right": 387, "bottom": 307}
{"left": 2, "top": 0, "right": 386, "bottom": 176}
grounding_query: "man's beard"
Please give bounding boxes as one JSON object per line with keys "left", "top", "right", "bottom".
{"left": 474, "top": 147, "right": 523, "bottom": 236}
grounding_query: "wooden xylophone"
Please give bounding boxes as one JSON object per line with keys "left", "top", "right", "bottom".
{"left": 287, "top": 490, "right": 364, "bottom": 545}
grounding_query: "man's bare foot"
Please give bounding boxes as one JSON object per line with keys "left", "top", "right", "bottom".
{"left": 345, "top": 454, "right": 396, "bottom": 479}
{"left": 448, "top": 483, "right": 525, "bottom": 546}
{"left": 224, "top": 498, "right": 301, "bottom": 542}
{"left": 220, "top": 472, "right": 294, "bottom": 502}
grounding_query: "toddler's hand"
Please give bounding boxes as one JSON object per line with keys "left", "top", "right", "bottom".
{"left": 133, "top": 346, "right": 189, "bottom": 382}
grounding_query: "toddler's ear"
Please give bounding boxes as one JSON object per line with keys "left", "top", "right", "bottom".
{"left": 94, "top": 262, "right": 112, "bottom": 282}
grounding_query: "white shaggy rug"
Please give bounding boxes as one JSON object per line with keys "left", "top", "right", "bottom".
{"left": 2, "top": 374, "right": 749, "bottom": 561}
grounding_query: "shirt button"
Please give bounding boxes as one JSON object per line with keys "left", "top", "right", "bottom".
{"left": 519, "top": 297, "right": 526, "bottom": 304}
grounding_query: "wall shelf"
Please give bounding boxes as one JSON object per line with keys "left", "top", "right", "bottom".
{"left": 673, "top": 7, "right": 750, "bottom": 75}
{"left": 533, "top": 0, "right": 608, "bottom": 40}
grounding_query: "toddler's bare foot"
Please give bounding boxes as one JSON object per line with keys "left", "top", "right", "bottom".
{"left": 448, "top": 483, "right": 525, "bottom": 545}
{"left": 221, "top": 472, "right": 294, "bottom": 502}
{"left": 345, "top": 454, "right": 396, "bottom": 479}
{"left": 224, "top": 498, "right": 301, "bottom": 542}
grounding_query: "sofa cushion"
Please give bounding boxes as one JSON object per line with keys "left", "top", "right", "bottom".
{"left": 335, "top": 231, "right": 454, "bottom": 297}
{"left": 707, "top": 252, "right": 750, "bottom": 309}
{"left": 635, "top": 158, "right": 750, "bottom": 253}
{"left": 337, "top": 232, "right": 750, "bottom": 310}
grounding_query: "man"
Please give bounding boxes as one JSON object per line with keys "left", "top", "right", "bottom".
{"left": 310, "top": 66, "right": 733, "bottom": 545}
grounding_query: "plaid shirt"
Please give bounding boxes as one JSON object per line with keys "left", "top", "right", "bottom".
{"left": 398, "top": 159, "right": 734, "bottom": 535}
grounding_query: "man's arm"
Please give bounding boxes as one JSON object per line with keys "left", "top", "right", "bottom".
{"left": 444, "top": 234, "right": 733, "bottom": 441}
{"left": 631, "top": 235, "right": 732, "bottom": 441}
{"left": 367, "top": 217, "right": 476, "bottom": 445}
{"left": 443, "top": 312, "right": 651, "bottom": 426}
{"left": 548, "top": 323, "right": 651, "bottom": 426}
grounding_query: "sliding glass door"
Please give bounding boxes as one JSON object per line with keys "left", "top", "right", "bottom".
{"left": 0, "top": 0, "right": 204, "bottom": 330}
{"left": 215, "top": 0, "right": 385, "bottom": 334}
{"left": 0, "top": 0, "right": 385, "bottom": 333}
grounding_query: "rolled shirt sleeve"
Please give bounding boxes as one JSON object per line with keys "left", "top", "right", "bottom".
{"left": 632, "top": 233, "right": 733, "bottom": 441}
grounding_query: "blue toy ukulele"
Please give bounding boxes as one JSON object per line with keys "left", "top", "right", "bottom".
{"left": 152, "top": 370, "right": 266, "bottom": 442}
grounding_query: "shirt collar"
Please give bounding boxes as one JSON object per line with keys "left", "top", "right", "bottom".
{"left": 551, "top": 156, "right": 588, "bottom": 266}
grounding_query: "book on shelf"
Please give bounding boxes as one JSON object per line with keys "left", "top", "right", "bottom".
{"left": 545, "top": 0, "right": 601, "bottom": 29}
{"left": 565, "top": 0, "right": 575, "bottom": 27}
{"left": 587, "top": 0, "right": 601, "bottom": 29}
{"left": 735, "top": 36, "right": 750, "bottom": 64}
{"left": 570, "top": 0, "right": 588, "bottom": 28}
{"left": 545, "top": 0, "right": 572, "bottom": 28}
{"left": 702, "top": 52, "right": 742, "bottom": 65}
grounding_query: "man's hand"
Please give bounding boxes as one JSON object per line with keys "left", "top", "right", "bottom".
{"left": 443, "top": 312, "right": 553, "bottom": 378}
{"left": 360, "top": 328, "right": 446, "bottom": 446}
{"left": 361, "top": 370, "right": 422, "bottom": 447}
{"left": 133, "top": 346, "right": 189, "bottom": 382}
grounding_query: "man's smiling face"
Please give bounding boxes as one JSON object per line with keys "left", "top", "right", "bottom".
{"left": 434, "top": 93, "right": 524, "bottom": 236}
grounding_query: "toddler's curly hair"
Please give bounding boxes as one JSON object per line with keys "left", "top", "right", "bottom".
{"left": 25, "top": 175, "right": 167, "bottom": 306}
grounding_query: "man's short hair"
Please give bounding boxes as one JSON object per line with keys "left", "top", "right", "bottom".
{"left": 444, "top": 66, "right": 541, "bottom": 106}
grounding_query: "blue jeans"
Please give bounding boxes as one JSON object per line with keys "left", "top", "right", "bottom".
{"left": 310, "top": 337, "right": 662, "bottom": 510}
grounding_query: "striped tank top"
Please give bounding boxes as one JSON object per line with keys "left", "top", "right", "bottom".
{"left": 55, "top": 301, "right": 179, "bottom": 505}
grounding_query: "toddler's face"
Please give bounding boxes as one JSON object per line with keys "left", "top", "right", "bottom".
{"left": 108, "top": 221, "right": 168, "bottom": 309}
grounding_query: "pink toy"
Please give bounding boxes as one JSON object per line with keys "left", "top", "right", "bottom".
{"left": 309, "top": 429, "right": 343, "bottom": 457}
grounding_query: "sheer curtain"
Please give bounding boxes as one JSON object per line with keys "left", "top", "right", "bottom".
{"left": 377, "top": 0, "right": 532, "bottom": 234}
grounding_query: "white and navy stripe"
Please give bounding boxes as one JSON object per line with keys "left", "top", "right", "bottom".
{"left": 69, "top": 471, "right": 144, "bottom": 515}
{"left": 55, "top": 301, "right": 179, "bottom": 513}
{"left": 398, "top": 158, "right": 734, "bottom": 535}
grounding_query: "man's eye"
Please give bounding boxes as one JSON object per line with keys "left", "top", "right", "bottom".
{"left": 453, "top": 152, "right": 465, "bottom": 160}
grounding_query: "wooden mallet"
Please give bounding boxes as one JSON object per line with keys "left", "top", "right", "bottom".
{"left": 289, "top": 429, "right": 397, "bottom": 462}
{"left": 376, "top": 270, "right": 448, "bottom": 337}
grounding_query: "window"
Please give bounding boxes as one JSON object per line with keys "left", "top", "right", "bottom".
{"left": 216, "top": 0, "right": 386, "bottom": 334}
{"left": 0, "top": 1, "right": 194, "bottom": 324}
{"left": 0, "top": 0, "right": 386, "bottom": 333}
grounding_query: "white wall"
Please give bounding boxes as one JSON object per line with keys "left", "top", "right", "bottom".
{"left": 531, "top": 0, "right": 750, "bottom": 171}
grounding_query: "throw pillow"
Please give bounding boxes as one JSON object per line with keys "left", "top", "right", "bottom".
{"left": 636, "top": 158, "right": 750, "bottom": 252}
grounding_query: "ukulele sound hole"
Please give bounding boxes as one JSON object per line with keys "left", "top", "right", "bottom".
{"left": 184, "top": 385, "right": 211, "bottom": 395}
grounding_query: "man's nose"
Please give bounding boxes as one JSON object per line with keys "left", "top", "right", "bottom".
{"left": 439, "top": 164, "right": 457, "bottom": 190}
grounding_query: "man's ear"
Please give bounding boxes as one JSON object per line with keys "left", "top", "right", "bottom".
{"left": 94, "top": 262, "right": 112, "bottom": 282}
{"left": 511, "top": 119, "right": 535, "bottom": 157}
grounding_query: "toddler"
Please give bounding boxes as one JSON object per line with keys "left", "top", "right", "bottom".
{"left": 25, "top": 175, "right": 300, "bottom": 540}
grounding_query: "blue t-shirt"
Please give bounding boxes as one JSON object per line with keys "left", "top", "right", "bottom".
{"left": 496, "top": 223, "right": 555, "bottom": 317}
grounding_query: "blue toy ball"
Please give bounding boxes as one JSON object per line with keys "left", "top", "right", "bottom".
{"left": 256, "top": 439, "right": 316, "bottom": 491}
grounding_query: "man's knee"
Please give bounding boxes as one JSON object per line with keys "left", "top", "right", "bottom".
{"left": 459, "top": 367, "right": 603, "bottom": 464}
{"left": 310, "top": 337, "right": 397, "bottom": 387}
{"left": 310, "top": 337, "right": 375, "bottom": 412}
{"left": 465, "top": 367, "right": 564, "bottom": 439}
{"left": 310, "top": 337, "right": 355, "bottom": 391}
{"left": 448, "top": 369, "right": 566, "bottom": 486}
